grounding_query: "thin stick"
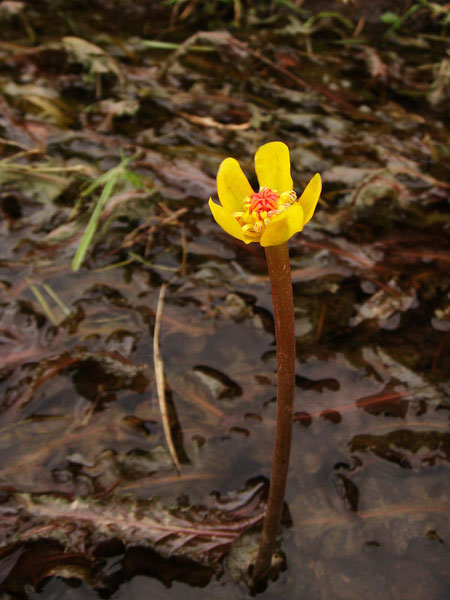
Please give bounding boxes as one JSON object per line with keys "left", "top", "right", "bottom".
{"left": 253, "top": 242, "right": 296, "bottom": 581}
{"left": 153, "top": 282, "right": 181, "bottom": 475}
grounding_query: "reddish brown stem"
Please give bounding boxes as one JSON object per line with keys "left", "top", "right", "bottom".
{"left": 253, "top": 242, "right": 296, "bottom": 581}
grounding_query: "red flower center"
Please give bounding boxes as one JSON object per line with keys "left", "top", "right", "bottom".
{"left": 249, "top": 188, "right": 280, "bottom": 216}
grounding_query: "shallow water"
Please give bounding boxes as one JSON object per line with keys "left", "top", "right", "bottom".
{"left": 0, "top": 2, "right": 449, "bottom": 599}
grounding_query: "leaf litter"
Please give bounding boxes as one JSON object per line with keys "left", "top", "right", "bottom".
{"left": 0, "top": 1, "right": 449, "bottom": 598}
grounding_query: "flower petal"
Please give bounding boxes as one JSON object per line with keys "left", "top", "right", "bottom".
{"left": 298, "top": 173, "right": 321, "bottom": 225}
{"left": 217, "top": 157, "right": 254, "bottom": 213}
{"left": 260, "top": 202, "right": 304, "bottom": 247}
{"left": 208, "top": 198, "right": 247, "bottom": 242}
{"left": 254, "top": 141, "right": 293, "bottom": 194}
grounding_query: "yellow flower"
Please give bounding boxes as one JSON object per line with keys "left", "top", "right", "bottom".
{"left": 208, "top": 141, "right": 321, "bottom": 247}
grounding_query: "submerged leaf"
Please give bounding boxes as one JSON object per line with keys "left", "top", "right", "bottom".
{"left": 2, "top": 482, "right": 266, "bottom": 568}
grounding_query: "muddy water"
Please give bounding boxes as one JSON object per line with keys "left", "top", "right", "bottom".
{"left": 0, "top": 2, "right": 448, "bottom": 599}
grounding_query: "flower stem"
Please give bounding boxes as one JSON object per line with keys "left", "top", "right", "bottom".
{"left": 253, "top": 242, "right": 296, "bottom": 582}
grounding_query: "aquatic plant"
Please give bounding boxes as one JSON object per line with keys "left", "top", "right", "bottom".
{"left": 209, "top": 142, "right": 321, "bottom": 581}
{"left": 71, "top": 153, "right": 145, "bottom": 271}
{"left": 209, "top": 142, "right": 320, "bottom": 247}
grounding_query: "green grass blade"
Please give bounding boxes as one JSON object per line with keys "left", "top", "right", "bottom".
{"left": 71, "top": 172, "right": 118, "bottom": 271}
{"left": 27, "top": 279, "right": 58, "bottom": 325}
{"left": 94, "top": 258, "right": 134, "bottom": 271}
{"left": 141, "top": 40, "right": 214, "bottom": 51}
{"left": 128, "top": 251, "right": 179, "bottom": 271}
{"left": 42, "top": 283, "right": 71, "bottom": 316}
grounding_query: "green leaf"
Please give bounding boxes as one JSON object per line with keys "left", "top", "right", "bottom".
{"left": 381, "top": 11, "right": 402, "bottom": 28}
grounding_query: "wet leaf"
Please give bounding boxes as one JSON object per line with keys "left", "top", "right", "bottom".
{"left": 0, "top": 161, "right": 77, "bottom": 204}
{"left": 352, "top": 279, "right": 416, "bottom": 327}
{"left": 62, "top": 36, "right": 122, "bottom": 80}
{"left": 2, "top": 481, "right": 266, "bottom": 569}
{"left": 193, "top": 365, "right": 242, "bottom": 400}
{"left": 349, "top": 429, "right": 450, "bottom": 469}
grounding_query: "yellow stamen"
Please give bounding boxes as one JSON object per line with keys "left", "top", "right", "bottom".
{"left": 280, "top": 190, "right": 297, "bottom": 204}
{"left": 235, "top": 187, "right": 297, "bottom": 240}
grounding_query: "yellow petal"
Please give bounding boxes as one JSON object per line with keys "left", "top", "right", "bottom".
{"left": 254, "top": 141, "right": 293, "bottom": 194}
{"left": 298, "top": 173, "right": 321, "bottom": 225}
{"left": 208, "top": 198, "right": 246, "bottom": 242}
{"left": 217, "top": 157, "right": 254, "bottom": 213}
{"left": 260, "top": 203, "right": 304, "bottom": 247}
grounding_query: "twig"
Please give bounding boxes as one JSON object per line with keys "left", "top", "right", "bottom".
{"left": 175, "top": 110, "right": 250, "bottom": 130}
{"left": 153, "top": 282, "right": 181, "bottom": 475}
